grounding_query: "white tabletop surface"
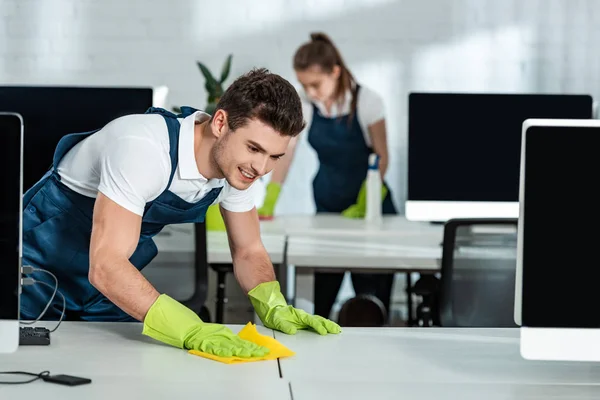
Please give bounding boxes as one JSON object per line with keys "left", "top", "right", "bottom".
{"left": 152, "top": 215, "right": 444, "bottom": 271}
{"left": 0, "top": 322, "right": 287, "bottom": 399}
{"left": 268, "top": 213, "right": 442, "bottom": 238}
{"left": 289, "top": 380, "right": 600, "bottom": 400}
{"left": 286, "top": 234, "right": 441, "bottom": 270}
{"left": 274, "top": 328, "right": 600, "bottom": 385}
{"left": 153, "top": 224, "right": 286, "bottom": 264}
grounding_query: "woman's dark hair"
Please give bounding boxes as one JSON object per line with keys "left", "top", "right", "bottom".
{"left": 293, "top": 32, "right": 358, "bottom": 122}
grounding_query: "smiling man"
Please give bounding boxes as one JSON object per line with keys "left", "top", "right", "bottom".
{"left": 20, "top": 68, "right": 341, "bottom": 358}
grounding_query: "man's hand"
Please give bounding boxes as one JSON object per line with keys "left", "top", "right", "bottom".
{"left": 249, "top": 281, "right": 341, "bottom": 335}
{"left": 144, "top": 294, "right": 269, "bottom": 357}
{"left": 220, "top": 207, "right": 340, "bottom": 335}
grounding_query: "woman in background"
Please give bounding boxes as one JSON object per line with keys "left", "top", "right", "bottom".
{"left": 258, "top": 32, "right": 397, "bottom": 323}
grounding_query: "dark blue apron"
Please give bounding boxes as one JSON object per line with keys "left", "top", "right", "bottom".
{"left": 308, "top": 86, "right": 397, "bottom": 321}
{"left": 20, "top": 106, "right": 222, "bottom": 322}
{"left": 307, "top": 85, "right": 396, "bottom": 214}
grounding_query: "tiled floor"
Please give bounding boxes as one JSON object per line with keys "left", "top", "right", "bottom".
{"left": 142, "top": 260, "right": 412, "bottom": 327}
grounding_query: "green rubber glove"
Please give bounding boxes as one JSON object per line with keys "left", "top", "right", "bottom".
{"left": 143, "top": 294, "right": 269, "bottom": 357}
{"left": 257, "top": 182, "right": 281, "bottom": 219}
{"left": 248, "top": 281, "right": 341, "bottom": 335}
{"left": 341, "top": 180, "right": 388, "bottom": 219}
{"left": 205, "top": 204, "right": 226, "bottom": 231}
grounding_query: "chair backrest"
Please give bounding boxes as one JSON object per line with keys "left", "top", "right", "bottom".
{"left": 438, "top": 218, "right": 519, "bottom": 327}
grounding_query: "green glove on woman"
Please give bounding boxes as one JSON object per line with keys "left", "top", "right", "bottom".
{"left": 257, "top": 182, "right": 281, "bottom": 220}
{"left": 143, "top": 294, "right": 269, "bottom": 357}
{"left": 248, "top": 281, "right": 341, "bottom": 335}
{"left": 341, "top": 179, "right": 388, "bottom": 219}
{"left": 205, "top": 204, "right": 226, "bottom": 231}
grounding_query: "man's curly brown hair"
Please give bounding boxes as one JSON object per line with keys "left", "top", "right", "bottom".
{"left": 214, "top": 68, "right": 306, "bottom": 137}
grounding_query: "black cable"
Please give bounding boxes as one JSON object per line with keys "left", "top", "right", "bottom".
{"left": 0, "top": 371, "right": 50, "bottom": 384}
{"left": 34, "top": 280, "right": 65, "bottom": 333}
{"left": 20, "top": 267, "right": 66, "bottom": 332}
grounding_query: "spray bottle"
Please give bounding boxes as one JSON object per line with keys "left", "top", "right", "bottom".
{"left": 366, "top": 153, "right": 382, "bottom": 224}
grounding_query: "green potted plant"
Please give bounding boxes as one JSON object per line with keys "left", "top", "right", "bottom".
{"left": 173, "top": 54, "right": 233, "bottom": 115}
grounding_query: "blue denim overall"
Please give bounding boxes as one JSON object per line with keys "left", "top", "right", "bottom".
{"left": 20, "top": 107, "right": 221, "bottom": 322}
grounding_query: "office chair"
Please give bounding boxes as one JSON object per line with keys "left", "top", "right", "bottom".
{"left": 181, "top": 222, "right": 211, "bottom": 322}
{"left": 412, "top": 274, "right": 441, "bottom": 327}
{"left": 337, "top": 294, "right": 387, "bottom": 327}
{"left": 438, "top": 218, "right": 519, "bottom": 327}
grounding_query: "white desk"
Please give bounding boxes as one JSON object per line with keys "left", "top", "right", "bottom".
{"left": 286, "top": 235, "right": 441, "bottom": 271}
{"left": 153, "top": 223, "right": 286, "bottom": 264}
{"left": 276, "top": 328, "right": 600, "bottom": 399}
{"left": 152, "top": 216, "right": 442, "bottom": 267}
{"left": 0, "top": 322, "right": 289, "bottom": 399}
{"left": 152, "top": 216, "right": 443, "bottom": 323}
{"left": 289, "top": 381, "right": 600, "bottom": 400}
{"left": 269, "top": 213, "right": 441, "bottom": 238}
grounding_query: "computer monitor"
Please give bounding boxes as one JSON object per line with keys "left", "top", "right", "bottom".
{"left": 516, "top": 118, "right": 600, "bottom": 361}
{"left": 406, "top": 92, "right": 593, "bottom": 222}
{"left": 0, "top": 85, "right": 156, "bottom": 192}
{"left": 0, "top": 112, "right": 23, "bottom": 353}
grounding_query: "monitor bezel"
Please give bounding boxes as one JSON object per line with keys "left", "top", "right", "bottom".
{"left": 406, "top": 92, "right": 594, "bottom": 223}
{"left": 516, "top": 118, "right": 600, "bottom": 362}
{"left": 0, "top": 111, "right": 23, "bottom": 354}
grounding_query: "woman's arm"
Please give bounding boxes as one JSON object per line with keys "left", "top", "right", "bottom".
{"left": 367, "top": 118, "right": 389, "bottom": 178}
{"left": 268, "top": 135, "right": 299, "bottom": 185}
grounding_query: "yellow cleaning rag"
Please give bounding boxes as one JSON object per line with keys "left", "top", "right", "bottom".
{"left": 188, "top": 322, "right": 295, "bottom": 364}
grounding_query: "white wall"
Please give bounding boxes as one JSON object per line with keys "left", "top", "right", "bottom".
{"left": 2, "top": 0, "right": 599, "bottom": 215}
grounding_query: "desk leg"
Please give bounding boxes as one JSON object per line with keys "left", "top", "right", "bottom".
{"left": 406, "top": 272, "right": 413, "bottom": 326}
{"left": 216, "top": 268, "right": 227, "bottom": 324}
{"left": 275, "top": 262, "right": 289, "bottom": 303}
{"left": 292, "top": 267, "right": 298, "bottom": 308}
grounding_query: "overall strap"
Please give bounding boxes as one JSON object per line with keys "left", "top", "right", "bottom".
{"left": 144, "top": 106, "right": 201, "bottom": 190}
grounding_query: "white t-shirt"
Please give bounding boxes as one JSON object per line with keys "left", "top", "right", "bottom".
{"left": 300, "top": 84, "right": 385, "bottom": 146}
{"left": 56, "top": 111, "right": 255, "bottom": 217}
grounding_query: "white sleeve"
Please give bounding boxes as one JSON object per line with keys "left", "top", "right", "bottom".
{"left": 358, "top": 87, "right": 386, "bottom": 126}
{"left": 218, "top": 183, "right": 257, "bottom": 213}
{"left": 98, "top": 136, "right": 170, "bottom": 216}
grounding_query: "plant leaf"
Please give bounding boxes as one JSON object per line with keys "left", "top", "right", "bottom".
{"left": 205, "top": 103, "right": 217, "bottom": 115}
{"left": 220, "top": 54, "right": 233, "bottom": 83}
{"left": 197, "top": 61, "right": 218, "bottom": 92}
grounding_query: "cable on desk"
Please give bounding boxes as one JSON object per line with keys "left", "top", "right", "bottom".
{"left": 0, "top": 371, "right": 50, "bottom": 385}
{"left": 20, "top": 267, "right": 66, "bottom": 332}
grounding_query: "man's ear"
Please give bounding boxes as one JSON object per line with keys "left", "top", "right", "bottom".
{"left": 210, "top": 109, "right": 229, "bottom": 139}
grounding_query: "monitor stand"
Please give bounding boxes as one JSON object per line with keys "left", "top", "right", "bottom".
{"left": 0, "top": 320, "right": 19, "bottom": 353}
{"left": 521, "top": 327, "right": 600, "bottom": 361}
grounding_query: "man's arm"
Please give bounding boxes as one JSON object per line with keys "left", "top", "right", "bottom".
{"left": 88, "top": 192, "right": 160, "bottom": 321}
{"left": 220, "top": 205, "right": 275, "bottom": 293}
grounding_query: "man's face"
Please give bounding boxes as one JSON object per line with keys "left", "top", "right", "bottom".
{"left": 211, "top": 117, "right": 291, "bottom": 191}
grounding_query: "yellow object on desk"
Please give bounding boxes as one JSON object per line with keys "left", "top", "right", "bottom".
{"left": 188, "top": 322, "right": 295, "bottom": 364}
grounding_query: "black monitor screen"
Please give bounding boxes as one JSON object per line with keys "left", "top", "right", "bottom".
{"left": 521, "top": 125, "right": 600, "bottom": 328}
{"left": 0, "top": 86, "right": 153, "bottom": 192}
{"left": 408, "top": 93, "right": 593, "bottom": 202}
{"left": 0, "top": 113, "right": 22, "bottom": 320}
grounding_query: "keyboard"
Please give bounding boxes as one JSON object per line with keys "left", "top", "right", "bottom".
{"left": 20, "top": 327, "right": 51, "bottom": 346}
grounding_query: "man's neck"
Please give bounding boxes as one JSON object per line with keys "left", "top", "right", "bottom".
{"left": 194, "top": 121, "right": 218, "bottom": 180}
